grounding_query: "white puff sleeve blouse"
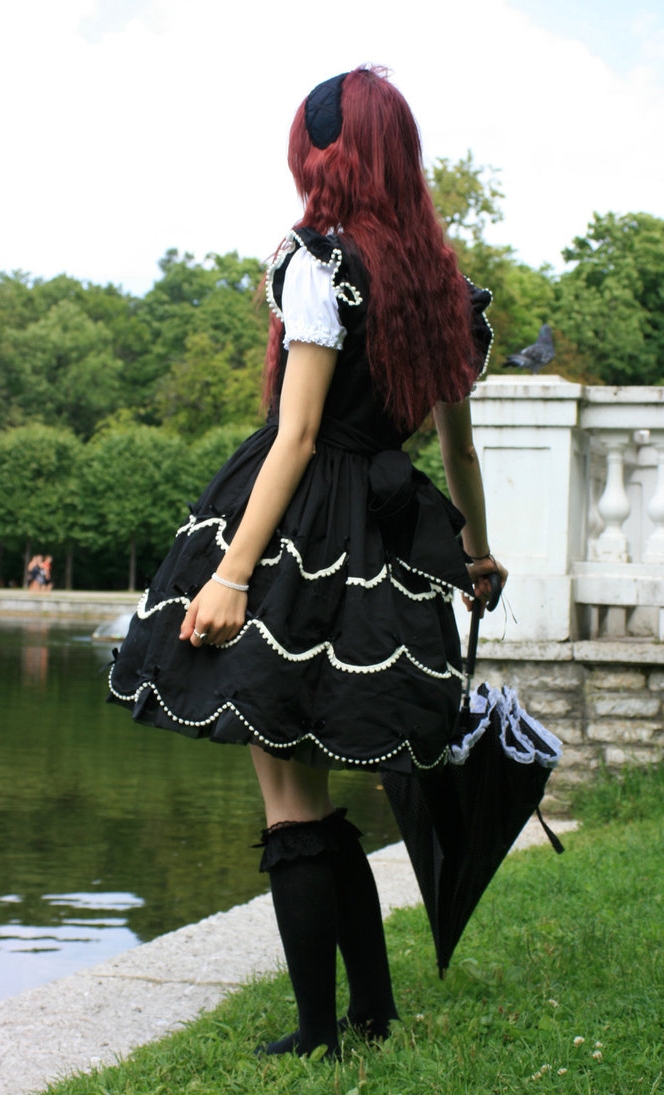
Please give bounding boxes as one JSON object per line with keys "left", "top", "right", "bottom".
{"left": 281, "top": 245, "right": 347, "bottom": 351}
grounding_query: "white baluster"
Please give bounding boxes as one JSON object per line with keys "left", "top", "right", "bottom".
{"left": 586, "top": 449, "right": 605, "bottom": 559}
{"left": 594, "top": 433, "right": 631, "bottom": 562}
{"left": 644, "top": 441, "right": 664, "bottom": 564}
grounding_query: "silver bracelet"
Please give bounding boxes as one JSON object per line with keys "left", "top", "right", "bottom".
{"left": 211, "top": 572, "right": 249, "bottom": 592}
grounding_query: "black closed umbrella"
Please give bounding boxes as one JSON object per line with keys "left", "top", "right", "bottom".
{"left": 382, "top": 584, "right": 563, "bottom": 976}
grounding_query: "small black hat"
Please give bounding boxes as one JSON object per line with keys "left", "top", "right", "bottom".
{"left": 305, "top": 72, "right": 349, "bottom": 149}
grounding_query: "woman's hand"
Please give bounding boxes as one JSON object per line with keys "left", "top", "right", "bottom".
{"left": 462, "top": 554, "right": 509, "bottom": 614}
{"left": 179, "top": 580, "right": 248, "bottom": 647}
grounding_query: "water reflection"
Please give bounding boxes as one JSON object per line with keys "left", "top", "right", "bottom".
{"left": 0, "top": 620, "right": 400, "bottom": 1001}
{"left": 0, "top": 891, "right": 143, "bottom": 996}
{"left": 19, "top": 622, "right": 50, "bottom": 685}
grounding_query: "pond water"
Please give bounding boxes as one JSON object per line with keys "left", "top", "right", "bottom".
{"left": 0, "top": 619, "right": 400, "bottom": 1001}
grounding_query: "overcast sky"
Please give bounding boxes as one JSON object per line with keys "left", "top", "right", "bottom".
{"left": 1, "top": 0, "right": 663, "bottom": 296}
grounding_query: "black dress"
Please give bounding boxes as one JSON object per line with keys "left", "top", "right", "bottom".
{"left": 108, "top": 228, "right": 492, "bottom": 773}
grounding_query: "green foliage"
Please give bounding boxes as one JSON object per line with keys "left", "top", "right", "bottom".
{"left": 139, "top": 250, "right": 269, "bottom": 422}
{"left": 3, "top": 194, "right": 664, "bottom": 588}
{"left": 154, "top": 334, "right": 263, "bottom": 438}
{"left": 189, "top": 424, "right": 258, "bottom": 492}
{"left": 0, "top": 299, "right": 122, "bottom": 437}
{"left": 0, "top": 251, "right": 268, "bottom": 441}
{"left": 553, "top": 212, "right": 664, "bottom": 385}
{"left": 430, "top": 162, "right": 664, "bottom": 384}
{"left": 0, "top": 424, "right": 83, "bottom": 553}
{"left": 410, "top": 431, "right": 447, "bottom": 494}
{"left": 80, "top": 426, "right": 192, "bottom": 588}
{"left": 569, "top": 759, "right": 664, "bottom": 826}
{"left": 0, "top": 249, "right": 271, "bottom": 586}
{"left": 40, "top": 767, "right": 664, "bottom": 1094}
{"left": 428, "top": 150, "right": 504, "bottom": 245}
{"left": 0, "top": 270, "right": 39, "bottom": 330}
{"left": 0, "top": 282, "right": 151, "bottom": 439}
{"left": 456, "top": 239, "right": 556, "bottom": 368}
{"left": 427, "top": 152, "right": 556, "bottom": 368}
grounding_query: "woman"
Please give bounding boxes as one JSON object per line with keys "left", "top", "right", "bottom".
{"left": 109, "top": 66, "right": 507, "bottom": 1059}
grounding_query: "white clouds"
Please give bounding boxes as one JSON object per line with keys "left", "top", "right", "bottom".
{"left": 78, "top": 0, "right": 155, "bottom": 42}
{"left": 401, "top": 1, "right": 664, "bottom": 269}
{"left": 0, "top": 0, "right": 662, "bottom": 292}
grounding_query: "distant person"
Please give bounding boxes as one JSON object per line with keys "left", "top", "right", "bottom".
{"left": 40, "top": 555, "right": 53, "bottom": 592}
{"left": 27, "top": 555, "right": 43, "bottom": 592}
{"left": 109, "top": 67, "right": 507, "bottom": 1059}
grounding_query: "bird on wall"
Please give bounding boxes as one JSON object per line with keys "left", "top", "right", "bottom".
{"left": 502, "top": 324, "right": 555, "bottom": 373}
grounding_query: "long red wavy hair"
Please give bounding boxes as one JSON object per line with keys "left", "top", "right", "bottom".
{"left": 265, "top": 66, "right": 480, "bottom": 430}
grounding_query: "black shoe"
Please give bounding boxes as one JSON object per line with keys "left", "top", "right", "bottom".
{"left": 254, "top": 1030, "right": 340, "bottom": 1060}
{"left": 337, "top": 1015, "right": 396, "bottom": 1042}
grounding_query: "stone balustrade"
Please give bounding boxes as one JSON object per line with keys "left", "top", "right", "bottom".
{"left": 452, "top": 376, "right": 664, "bottom": 788}
{"left": 455, "top": 376, "right": 664, "bottom": 644}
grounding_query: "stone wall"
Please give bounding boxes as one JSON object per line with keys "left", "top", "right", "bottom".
{"left": 475, "top": 639, "right": 664, "bottom": 805}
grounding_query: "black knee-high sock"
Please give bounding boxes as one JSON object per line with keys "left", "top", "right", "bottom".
{"left": 330, "top": 815, "right": 399, "bottom": 1037}
{"left": 260, "top": 823, "right": 340, "bottom": 1057}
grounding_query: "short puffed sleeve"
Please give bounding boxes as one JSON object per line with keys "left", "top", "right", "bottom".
{"left": 281, "top": 246, "right": 347, "bottom": 351}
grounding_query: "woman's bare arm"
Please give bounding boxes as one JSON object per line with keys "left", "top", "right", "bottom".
{"left": 180, "top": 342, "right": 337, "bottom": 646}
{"left": 433, "top": 399, "right": 508, "bottom": 607}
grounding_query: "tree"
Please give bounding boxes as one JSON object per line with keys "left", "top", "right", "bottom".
{"left": 0, "top": 425, "right": 83, "bottom": 586}
{"left": 411, "top": 433, "right": 447, "bottom": 494}
{"left": 154, "top": 334, "right": 263, "bottom": 438}
{"left": 427, "top": 153, "right": 555, "bottom": 369}
{"left": 139, "top": 251, "right": 266, "bottom": 373}
{"left": 189, "top": 424, "right": 257, "bottom": 492}
{"left": 428, "top": 151, "right": 504, "bottom": 245}
{"left": 0, "top": 271, "right": 39, "bottom": 331}
{"left": 554, "top": 212, "right": 664, "bottom": 385}
{"left": 81, "top": 426, "right": 192, "bottom": 590}
{"left": 0, "top": 298, "right": 125, "bottom": 437}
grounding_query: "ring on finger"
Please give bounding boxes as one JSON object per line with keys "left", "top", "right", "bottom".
{"left": 193, "top": 629, "right": 208, "bottom": 641}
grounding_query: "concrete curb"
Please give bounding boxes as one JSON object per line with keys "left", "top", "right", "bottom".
{"left": 0, "top": 591, "right": 138, "bottom": 622}
{"left": 0, "top": 824, "right": 578, "bottom": 1095}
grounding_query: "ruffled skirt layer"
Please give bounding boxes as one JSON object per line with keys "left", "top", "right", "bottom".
{"left": 108, "top": 425, "right": 471, "bottom": 772}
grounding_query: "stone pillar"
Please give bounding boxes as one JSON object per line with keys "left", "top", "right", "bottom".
{"left": 455, "top": 375, "right": 583, "bottom": 643}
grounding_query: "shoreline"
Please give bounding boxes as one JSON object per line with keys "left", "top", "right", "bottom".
{"left": 1, "top": 592, "right": 579, "bottom": 1092}
{"left": 0, "top": 589, "right": 139, "bottom": 621}
{"left": 0, "top": 842, "right": 420, "bottom": 1095}
{"left": 0, "top": 820, "right": 578, "bottom": 1095}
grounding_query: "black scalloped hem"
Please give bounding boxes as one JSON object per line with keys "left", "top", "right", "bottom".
{"left": 106, "top": 685, "right": 450, "bottom": 775}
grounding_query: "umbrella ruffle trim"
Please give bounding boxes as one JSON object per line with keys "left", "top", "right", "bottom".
{"left": 449, "top": 682, "right": 563, "bottom": 769}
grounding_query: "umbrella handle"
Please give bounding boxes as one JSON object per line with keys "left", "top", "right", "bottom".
{"left": 464, "top": 572, "right": 502, "bottom": 692}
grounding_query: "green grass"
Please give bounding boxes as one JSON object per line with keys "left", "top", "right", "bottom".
{"left": 568, "top": 759, "right": 664, "bottom": 827}
{"left": 44, "top": 766, "right": 664, "bottom": 1095}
